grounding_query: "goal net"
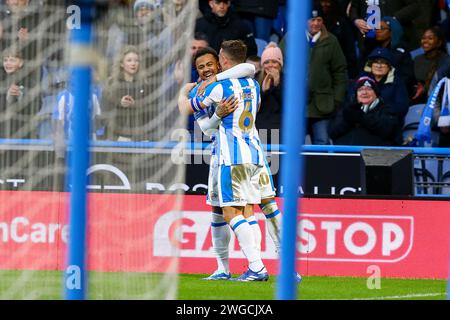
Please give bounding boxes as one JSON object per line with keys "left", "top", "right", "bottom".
{"left": 0, "top": 0, "right": 197, "bottom": 299}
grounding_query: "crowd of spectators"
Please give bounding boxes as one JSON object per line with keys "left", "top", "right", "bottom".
{"left": 1, "top": 0, "right": 450, "bottom": 148}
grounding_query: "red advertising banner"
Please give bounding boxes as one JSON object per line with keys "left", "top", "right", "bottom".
{"left": 0, "top": 191, "right": 449, "bottom": 279}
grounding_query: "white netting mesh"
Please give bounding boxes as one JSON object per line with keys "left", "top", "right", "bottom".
{"left": 0, "top": 0, "right": 196, "bottom": 299}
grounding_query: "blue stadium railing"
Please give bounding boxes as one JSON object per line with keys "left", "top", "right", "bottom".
{"left": 1, "top": 138, "right": 449, "bottom": 198}
{"left": 1, "top": 138, "right": 449, "bottom": 155}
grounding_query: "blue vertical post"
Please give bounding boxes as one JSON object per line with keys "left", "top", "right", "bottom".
{"left": 65, "top": 0, "right": 94, "bottom": 300}
{"left": 276, "top": 0, "right": 310, "bottom": 300}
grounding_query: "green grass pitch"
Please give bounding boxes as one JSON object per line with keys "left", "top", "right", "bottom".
{"left": 178, "top": 274, "right": 447, "bottom": 300}
{"left": 0, "top": 271, "right": 447, "bottom": 300}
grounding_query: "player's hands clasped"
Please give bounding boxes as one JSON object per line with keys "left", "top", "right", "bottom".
{"left": 216, "top": 95, "right": 239, "bottom": 118}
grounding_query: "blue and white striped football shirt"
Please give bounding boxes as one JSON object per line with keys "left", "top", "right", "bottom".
{"left": 197, "top": 78, "right": 264, "bottom": 166}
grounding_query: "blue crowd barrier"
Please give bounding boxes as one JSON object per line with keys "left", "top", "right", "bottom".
{"left": 1, "top": 138, "right": 450, "bottom": 156}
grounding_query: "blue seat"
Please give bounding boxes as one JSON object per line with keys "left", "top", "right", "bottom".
{"left": 402, "top": 104, "right": 425, "bottom": 144}
{"left": 255, "top": 38, "right": 268, "bottom": 57}
{"left": 402, "top": 104, "right": 440, "bottom": 147}
{"left": 410, "top": 47, "right": 424, "bottom": 59}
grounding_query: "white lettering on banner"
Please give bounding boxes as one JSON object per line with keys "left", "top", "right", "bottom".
{"left": 11, "top": 217, "right": 29, "bottom": 243}
{"left": 153, "top": 212, "right": 413, "bottom": 263}
{"left": 0, "top": 217, "right": 68, "bottom": 244}
{"left": 298, "top": 219, "right": 316, "bottom": 254}
{"left": 153, "top": 211, "right": 278, "bottom": 259}
{"left": 344, "top": 222, "right": 377, "bottom": 256}
{"left": 382, "top": 223, "right": 404, "bottom": 256}
{"left": 0, "top": 179, "right": 26, "bottom": 188}
{"left": 87, "top": 164, "right": 131, "bottom": 191}
{"left": 298, "top": 214, "right": 413, "bottom": 263}
{"left": 321, "top": 221, "right": 342, "bottom": 255}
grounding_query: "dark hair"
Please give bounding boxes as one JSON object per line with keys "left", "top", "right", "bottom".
{"left": 246, "top": 55, "right": 261, "bottom": 63}
{"left": 423, "top": 26, "right": 448, "bottom": 54}
{"left": 193, "top": 47, "right": 219, "bottom": 65}
{"left": 194, "top": 32, "right": 209, "bottom": 43}
{"left": 220, "top": 40, "right": 247, "bottom": 63}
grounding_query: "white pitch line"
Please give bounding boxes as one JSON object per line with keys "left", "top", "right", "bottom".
{"left": 352, "top": 292, "right": 447, "bottom": 300}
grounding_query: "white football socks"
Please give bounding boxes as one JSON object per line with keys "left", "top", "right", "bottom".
{"left": 211, "top": 213, "right": 231, "bottom": 274}
{"left": 246, "top": 215, "right": 262, "bottom": 253}
{"left": 229, "top": 215, "right": 265, "bottom": 272}
{"left": 260, "top": 200, "right": 282, "bottom": 255}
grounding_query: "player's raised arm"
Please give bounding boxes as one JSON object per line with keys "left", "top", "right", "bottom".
{"left": 216, "top": 62, "right": 256, "bottom": 81}
{"left": 197, "top": 63, "right": 256, "bottom": 96}
{"left": 196, "top": 96, "right": 239, "bottom": 136}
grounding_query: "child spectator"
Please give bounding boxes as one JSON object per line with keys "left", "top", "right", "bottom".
{"left": 0, "top": 48, "right": 38, "bottom": 138}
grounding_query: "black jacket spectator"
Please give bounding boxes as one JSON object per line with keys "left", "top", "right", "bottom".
{"left": 318, "top": 0, "right": 358, "bottom": 79}
{"left": 256, "top": 75, "right": 283, "bottom": 143}
{"left": 195, "top": 9, "right": 257, "bottom": 57}
{"left": 233, "top": 0, "right": 279, "bottom": 19}
{"left": 329, "top": 98, "right": 401, "bottom": 146}
{"left": 329, "top": 77, "right": 401, "bottom": 146}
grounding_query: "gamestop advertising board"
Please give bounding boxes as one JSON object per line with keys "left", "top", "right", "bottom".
{"left": 0, "top": 191, "right": 449, "bottom": 279}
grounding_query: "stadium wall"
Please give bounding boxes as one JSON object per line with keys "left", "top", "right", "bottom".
{"left": 0, "top": 192, "right": 448, "bottom": 279}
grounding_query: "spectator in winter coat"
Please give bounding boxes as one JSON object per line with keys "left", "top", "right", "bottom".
{"left": 357, "top": 47, "right": 409, "bottom": 126}
{"left": 305, "top": 5, "right": 348, "bottom": 145}
{"left": 329, "top": 76, "right": 401, "bottom": 146}
{"left": 195, "top": 0, "right": 257, "bottom": 58}
{"left": 370, "top": 16, "right": 415, "bottom": 99}
{"left": 317, "top": 0, "right": 358, "bottom": 79}
{"left": 102, "top": 45, "right": 152, "bottom": 141}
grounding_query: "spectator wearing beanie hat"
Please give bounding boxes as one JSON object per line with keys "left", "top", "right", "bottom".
{"left": 328, "top": 75, "right": 402, "bottom": 146}
{"left": 259, "top": 42, "right": 283, "bottom": 90}
{"left": 256, "top": 43, "right": 285, "bottom": 144}
{"left": 304, "top": 2, "right": 348, "bottom": 145}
